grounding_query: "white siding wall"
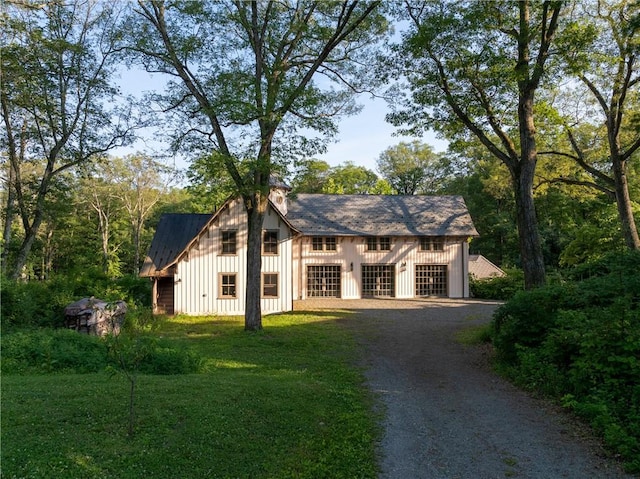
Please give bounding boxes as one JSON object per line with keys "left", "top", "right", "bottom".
{"left": 293, "top": 236, "right": 470, "bottom": 300}
{"left": 261, "top": 206, "right": 294, "bottom": 314}
{"left": 173, "top": 199, "right": 293, "bottom": 315}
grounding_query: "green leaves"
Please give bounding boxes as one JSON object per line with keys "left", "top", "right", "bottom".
{"left": 130, "top": 1, "right": 389, "bottom": 170}
{"left": 376, "top": 140, "right": 448, "bottom": 194}
{"left": 491, "top": 251, "right": 640, "bottom": 472}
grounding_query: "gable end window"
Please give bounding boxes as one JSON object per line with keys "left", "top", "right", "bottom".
{"left": 263, "top": 231, "right": 279, "bottom": 255}
{"left": 312, "top": 236, "right": 337, "bottom": 251}
{"left": 219, "top": 274, "right": 237, "bottom": 298}
{"left": 366, "top": 236, "right": 391, "bottom": 251}
{"left": 262, "top": 273, "right": 278, "bottom": 298}
{"left": 420, "top": 237, "right": 444, "bottom": 251}
{"left": 221, "top": 230, "right": 237, "bottom": 255}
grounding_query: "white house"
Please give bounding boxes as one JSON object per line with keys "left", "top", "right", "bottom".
{"left": 140, "top": 185, "right": 479, "bottom": 315}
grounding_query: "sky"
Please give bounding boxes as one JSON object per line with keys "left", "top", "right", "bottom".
{"left": 313, "top": 94, "right": 448, "bottom": 172}
{"left": 117, "top": 68, "right": 447, "bottom": 176}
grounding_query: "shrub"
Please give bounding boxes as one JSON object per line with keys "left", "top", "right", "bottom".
{"left": 1, "top": 270, "right": 152, "bottom": 329}
{"left": 1, "top": 329, "right": 109, "bottom": 374}
{"left": 491, "top": 251, "right": 640, "bottom": 472}
{"left": 470, "top": 269, "right": 524, "bottom": 300}
{"left": 2, "top": 329, "right": 202, "bottom": 376}
{"left": 491, "top": 283, "right": 576, "bottom": 362}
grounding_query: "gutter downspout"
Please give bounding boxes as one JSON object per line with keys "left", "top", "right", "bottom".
{"left": 462, "top": 239, "right": 468, "bottom": 298}
{"left": 298, "top": 236, "right": 303, "bottom": 299}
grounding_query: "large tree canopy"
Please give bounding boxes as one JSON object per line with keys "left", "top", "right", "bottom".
{"left": 549, "top": 0, "right": 640, "bottom": 249}
{"left": 129, "top": 0, "right": 388, "bottom": 329}
{"left": 376, "top": 141, "right": 448, "bottom": 195}
{"left": 386, "top": 0, "right": 563, "bottom": 289}
{"left": 1, "top": 0, "right": 134, "bottom": 279}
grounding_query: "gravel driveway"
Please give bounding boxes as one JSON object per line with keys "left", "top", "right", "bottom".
{"left": 295, "top": 298, "right": 633, "bottom": 479}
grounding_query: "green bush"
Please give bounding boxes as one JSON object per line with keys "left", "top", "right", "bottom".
{"left": 492, "top": 283, "right": 577, "bottom": 362}
{"left": 1, "top": 329, "right": 202, "bottom": 376}
{"left": 1, "top": 270, "right": 152, "bottom": 329}
{"left": 1, "top": 329, "right": 109, "bottom": 374}
{"left": 491, "top": 251, "right": 640, "bottom": 472}
{"left": 470, "top": 269, "right": 524, "bottom": 300}
{"left": 105, "top": 334, "right": 203, "bottom": 375}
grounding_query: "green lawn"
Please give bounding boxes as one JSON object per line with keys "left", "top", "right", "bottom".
{"left": 2, "top": 311, "right": 380, "bottom": 479}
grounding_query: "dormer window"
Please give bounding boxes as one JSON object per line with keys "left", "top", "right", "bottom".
{"left": 420, "top": 237, "right": 444, "bottom": 251}
{"left": 366, "top": 236, "right": 391, "bottom": 251}
{"left": 312, "top": 236, "right": 336, "bottom": 251}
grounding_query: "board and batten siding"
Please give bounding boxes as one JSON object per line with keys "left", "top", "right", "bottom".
{"left": 293, "top": 236, "right": 470, "bottom": 300}
{"left": 173, "top": 198, "right": 293, "bottom": 315}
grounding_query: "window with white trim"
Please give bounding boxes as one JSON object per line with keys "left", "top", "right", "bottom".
{"left": 219, "top": 274, "right": 237, "bottom": 298}
{"left": 262, "top": 273, "right": 278, "bottom": 298}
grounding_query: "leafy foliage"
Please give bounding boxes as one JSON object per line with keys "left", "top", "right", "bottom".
{"left": 491, "top": 251, "right": 640, "bottom": 472}
{"left": 470, "top": 269, "right": 524, "bottom": 300}
{"left": 376, "top": 141, "right": 449, "bottom": 194}
{"left": 1, "top": 328, "right": 201, "bottom": 376}
{"left": 1, "top": 329, "right": 109, "bottom": 374}
{"left": 1, "top": 0, "right": 134, "bottom": 279}
{"left": 322, "top": 161, "right": 391, "bottom": 194}
{"left": 0, "top": 270, "right": 151, "bottom": 329}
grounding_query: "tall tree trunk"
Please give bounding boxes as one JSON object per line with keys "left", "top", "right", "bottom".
{"left": 2, "top": 162, "right": 16, "bottom": 275}
{"left": 11, "top": 213, "right": 43, "bottom": 280}
{"left": 513, "top": 158, "right": 546, "bottom": 289}
{"left": 1, "top": 91, "right": 20, "bottom": 276}
{"left": 244, "top": 191, "right": 267, "bottom": 331}
{"left": 514, "top": 2, "right": 547, "bottom": 289}
{"left": 132, "top": 212, "right": 142, "bottom": 276}
{"left": 612, "top": 156, "right": 640, "bottom": 249}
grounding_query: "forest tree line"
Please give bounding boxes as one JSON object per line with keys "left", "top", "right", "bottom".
{"left": 1, "top": 136, "right": 637, "bottom": 282}
{"left": 1, "top": 1, "right": 638, "bottom": 306}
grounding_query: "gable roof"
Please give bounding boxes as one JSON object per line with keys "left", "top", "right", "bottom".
{"left": 140, "top": 194, "right": 478, "bottom": 278}
{"left": 140, "top": 198, "right": 297, "bottom": 278}
{"left": 285, "top": 194, "right": 478, "bottom": 237}
{"left": 469, "top": 254, "right": 506, "bottom": 279}
{"left": 140, "top": 213, "right": 211, "bottom": 277}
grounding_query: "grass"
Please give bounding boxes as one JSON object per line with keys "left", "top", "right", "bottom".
{"left": 454, "top": 323, "right": 492, "bottom": 345}
{"left": 2, "top": 311, "right": 379, "bottom": 479}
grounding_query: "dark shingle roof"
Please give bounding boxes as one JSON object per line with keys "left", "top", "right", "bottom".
{"left": 140, "top": 213, "right": 211, "bottom": 277}
{"left": 285, "top": 194, "right": 478, "bottom": 237}
{"left": 140, "top": 194, "right": 478, "bottom": 278}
